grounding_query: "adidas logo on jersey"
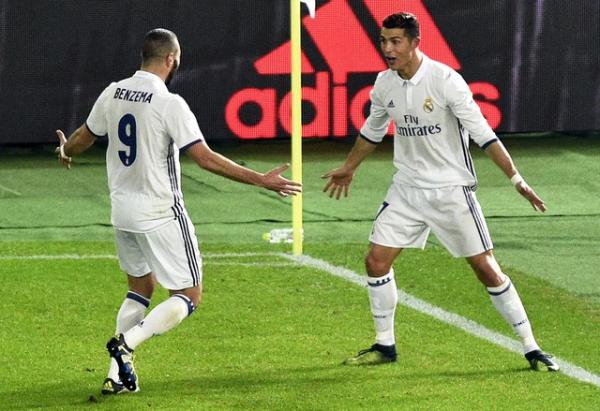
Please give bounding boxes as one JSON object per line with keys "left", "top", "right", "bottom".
{"left": 387, "top": 100, "right": 395, "bottom": 108}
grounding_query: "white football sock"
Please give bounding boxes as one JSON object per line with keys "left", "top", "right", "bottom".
{"left": 108, "top": 291, "right": 150, "bottom": 382}
{"left": 367, "top": 268, "right": 398, "bottom": 346}
{"left": 123, "top": 294, "right": 195, "bottom": 350}
{"left": 488, "top": 275, "right": 540, "bottom": 353}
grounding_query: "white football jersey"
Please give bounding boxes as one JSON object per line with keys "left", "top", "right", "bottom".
{"left": 360, "top": 54, "right": 497, "bottom": 189}
{"left": 86, "top": 70, "right": 204, "bottom": 232}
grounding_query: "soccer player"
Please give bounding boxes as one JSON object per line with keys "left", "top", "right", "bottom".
{"left": 55, "top": 28, "right": 301, "bottom": 394}
{"left": 322, "top": 12, "right": 558, "bottom": 371}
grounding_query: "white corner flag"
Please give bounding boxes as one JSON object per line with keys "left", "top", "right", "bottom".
{"left": 300, "top": 0, "right": 316, "bottom": 18}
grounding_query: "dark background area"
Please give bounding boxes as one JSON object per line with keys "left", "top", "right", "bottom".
{"left": 1, "top": 0, "right": 599, "bottom": 144}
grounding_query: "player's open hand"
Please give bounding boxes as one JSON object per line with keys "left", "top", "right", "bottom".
{"left": 515, "top": 181, "right": 546, "bottom": 212}
{"left": 262, "top": 164, "right": 302, "bottom": 197}
{"left": 55, "top": 129, "right": 72, "bottom": 169}
{"left": 321, "top": 167, "right": 354, "bottom": 199}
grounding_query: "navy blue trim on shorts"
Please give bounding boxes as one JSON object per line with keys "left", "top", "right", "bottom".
{"left": 166, "top": 139, "right": 200, "bottom": 287}
{"left": 374, "top": 201, "right": 390, "bottom": 221}
{"left": 175, "top": 214, "right": 200, "bottom": 287}
{"left": 462, "top": 187, "right": 492, "bottom": 251}
{"left": 359, "top": 133, "right": 380, "bottom": 145}
{"left": 179, "top": 138, "right": 203, "bottom": 153}
{"left": 487, "top": 280, "right": 512, "bottom": 296}
{"left": 126, "top": 291, "right": 150, "bottom": 308}
{"left": 481, "top": 138, "right": 498, "bottom": 150}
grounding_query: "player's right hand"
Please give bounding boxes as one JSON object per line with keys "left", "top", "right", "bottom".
{"left": 262, "top": 164, "right": 302, "bottom": 197}
{"left": 55, "top": 129, "right": 72, "bottom": 169}
{"left": 321, "top": 167, "right": 354, "bottom": 199}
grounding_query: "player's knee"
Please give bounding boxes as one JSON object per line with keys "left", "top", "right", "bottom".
{"left": 364, "top": 254, "right": 391, "bottom": 277}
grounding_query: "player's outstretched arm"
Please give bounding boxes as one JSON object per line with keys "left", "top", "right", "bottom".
{"left": 484, "top": 140, "right": 546, "bottom": 212}
{"left": 55, "top": 125, "right": 97, "bottom": 169}
{"left": 321, "top": 135, "right": 378, "bottom": 199}
{"left": 186, "top": 142, "right": 301, "bottom": 197}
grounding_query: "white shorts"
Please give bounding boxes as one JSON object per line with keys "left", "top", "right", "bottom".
{"left": 115, "top": 215, "right": 202, "bottom": 290}
{"left": 369, "top": 184, "right": 493, "bottom": 257}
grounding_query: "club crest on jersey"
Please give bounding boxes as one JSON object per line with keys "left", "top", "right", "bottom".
{"left": 423, "top": 97, "right": 434, "bottom": 113}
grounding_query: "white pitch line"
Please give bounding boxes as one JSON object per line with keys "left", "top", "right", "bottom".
{"left": 0, "top": 183, "right": 22, "bottom": 196}
{"left": 0, "top": 252, "right": 280, "bottom": 261}
{"left": 279, "top": 253, "right": 600, "bottom": 389}
{"left": 0, "top": 254, "right": 117, "bottom": 260}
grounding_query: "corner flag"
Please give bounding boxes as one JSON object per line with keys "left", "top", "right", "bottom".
{"left": 301, "top": 0, "right": 316, "bottom": 18}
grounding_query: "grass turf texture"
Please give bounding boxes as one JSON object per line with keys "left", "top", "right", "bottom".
{"left": 0, "top": 242, "right": 599, "bottom": 410}
{"left": 1, "top": 136, "right": 599, "bottom": 409}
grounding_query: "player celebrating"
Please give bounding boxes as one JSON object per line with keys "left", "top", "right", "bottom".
{"left": 322, "top": 12, "right": 558, "bottom": 371}
{"left": 55, "top": 28, "right": 301, "bottom": 394}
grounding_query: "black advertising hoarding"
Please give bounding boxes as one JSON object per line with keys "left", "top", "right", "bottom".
{"left": 0, "top": 0, "right": 599, "bottom": 144}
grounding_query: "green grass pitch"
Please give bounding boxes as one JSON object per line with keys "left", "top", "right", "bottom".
{"left": 0, "top": 136, "right": 599, "bottom": 409}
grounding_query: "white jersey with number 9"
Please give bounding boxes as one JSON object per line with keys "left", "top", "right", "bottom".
{"left": 86, "top": 70, "right": 204, "bottom": 233}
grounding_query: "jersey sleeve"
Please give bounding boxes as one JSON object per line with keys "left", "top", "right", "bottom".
{"left": 164, "top": 95, "right": 205, "bottom": 151}
{"left": 86, "top": 83, "right": 115, "bottom": 137}
{"left": 445, "top": 71, "right": 497, "bottom": 148}
{"left": 359, "top": 77, "right": 391, "bottom": 144}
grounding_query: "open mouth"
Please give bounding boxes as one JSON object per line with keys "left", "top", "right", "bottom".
{"left": 385, "top": 56, "right": 396, "bottom": 65}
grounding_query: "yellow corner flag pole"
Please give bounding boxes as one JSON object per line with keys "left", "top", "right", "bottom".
{"left": 290, "top": 0, "right": 302, "bottom": 255}
{"left": 291, "top": 0, "right": 302, "bottom": 256}
{"left": 291, "top": 0, "right": 315, "bottom": 256}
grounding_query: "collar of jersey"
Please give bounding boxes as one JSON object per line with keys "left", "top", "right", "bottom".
{"left": 133, "top": 70, "right": 168, "bottom": 91}
{"left": 395, "top": 53, "right": 429, "bottom": 85}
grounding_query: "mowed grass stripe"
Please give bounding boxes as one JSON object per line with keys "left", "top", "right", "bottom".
{"left": 281, "top": 253, "right": 600, "bottom": 389}
{"left": 0, "top": 254, "right": 295, "bottom": 267}
{"left": 0, "top": 252, "right": 282, "bottom": 260}
{"left": 3, "top": 251, "right": 599, "bottom": 389}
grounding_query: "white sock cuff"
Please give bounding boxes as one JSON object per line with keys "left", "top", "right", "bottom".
{"left": 172, "top": 294, "right": 196, "bottom": 316}
{"left": 126, "top": 291, "right": 151, "bottom": 308}
{"left": 487, "top": 274, "right": 511, "bottom": 295}
{"left": 367, "top": 268, "right": 395, "bottom": 288}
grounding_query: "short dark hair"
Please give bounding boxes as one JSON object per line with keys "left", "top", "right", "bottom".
{"left": 141, "top": 28, "right": 179, "bottom": 63}
{"left": 382, "top": 12, "right": 420, "bottom": 39}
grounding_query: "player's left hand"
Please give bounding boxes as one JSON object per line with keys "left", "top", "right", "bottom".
{"left": 262, "top": 164, "right": 302, "bottom": 197}
{"left": 55, "top": 129, "right": 72, "bottom": 169}
{"left": 515, "top": 181, "right": 546, "bottom": 212}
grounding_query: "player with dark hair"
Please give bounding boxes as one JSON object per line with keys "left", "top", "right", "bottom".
{"left": 322, "top": 12, "right": 558, "bottom": 371}
{"left": 55, "top": 28, "right": 301, "bottom": 394}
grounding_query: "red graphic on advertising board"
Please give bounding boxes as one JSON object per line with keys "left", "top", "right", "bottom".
{"left": 225, "top": 0, "right": 502, "bottom": 139}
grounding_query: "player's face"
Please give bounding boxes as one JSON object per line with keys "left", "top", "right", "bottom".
{"left": 379, "top": 28, "right": 419, "bottom": 74}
